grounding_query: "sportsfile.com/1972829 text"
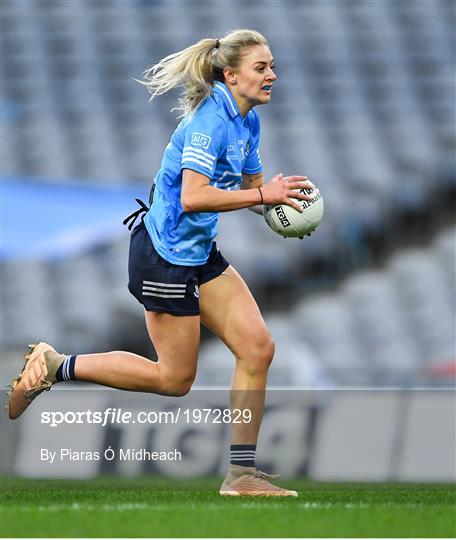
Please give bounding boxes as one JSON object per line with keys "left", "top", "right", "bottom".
{"left": 40, "top": 407, "right": 252, "bottom": 427}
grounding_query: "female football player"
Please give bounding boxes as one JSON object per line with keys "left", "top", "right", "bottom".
{"left": 9, "top": 29, "right": 314, "bottom": 496}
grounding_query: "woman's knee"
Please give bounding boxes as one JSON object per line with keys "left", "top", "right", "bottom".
{"left": 261, "top": 331, "right": 275, "bottom": 365}
{"left": 237, "top": 329, "right": 275, "bottom": 375}
{"left": 159, "top": 370, "right": 196, "bottom": 397}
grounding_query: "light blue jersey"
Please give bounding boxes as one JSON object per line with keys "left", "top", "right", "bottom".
{"left": 143, "top": 82, "right": 263, "bottom": 266}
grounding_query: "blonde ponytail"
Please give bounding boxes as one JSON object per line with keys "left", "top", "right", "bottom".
{"left": 138, "top": 29, "right": 269, "bottom": 116}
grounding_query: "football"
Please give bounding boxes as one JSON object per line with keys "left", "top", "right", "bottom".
{"left": 263, "top": 186, "right": 324, "bottom": 238}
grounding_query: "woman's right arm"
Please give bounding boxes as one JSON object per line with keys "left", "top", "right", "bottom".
{"left": 181, "top": 169, "right": 314, "bottom": 213}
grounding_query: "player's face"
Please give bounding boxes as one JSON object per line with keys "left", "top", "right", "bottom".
{"left": 227, "top": 45, "right": 276, "bottom": 114}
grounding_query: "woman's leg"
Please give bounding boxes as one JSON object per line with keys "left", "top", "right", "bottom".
{"left": 75, "top": 311, "right": 200, "bottom": 396}
{"left": 199, "top": 265, "right": 274, "bottom": 445}
{"left": 200, "top": 266, "right": 298, "bottom": 495}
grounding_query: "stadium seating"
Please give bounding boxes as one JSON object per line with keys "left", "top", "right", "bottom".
{"left": 3, "top": 0, "right": 453, "bottom": 189}
{"left": 197, "top": 225, "right": 456, "bottom": 386}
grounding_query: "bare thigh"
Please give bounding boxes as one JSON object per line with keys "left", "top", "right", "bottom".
{"left": 144, "top": 310, "right": 200, "bottom": 382}
{"left": 199, "top": 266, "right": 272, "bottom": 361}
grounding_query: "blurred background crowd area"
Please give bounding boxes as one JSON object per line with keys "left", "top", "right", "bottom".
{"left": 2, "top": 0, "right": 455, "bottom": 387}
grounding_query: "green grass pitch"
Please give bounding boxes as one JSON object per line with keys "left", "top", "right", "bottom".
{"left": 1, "top": 477, "right": 455, "bottom": 537}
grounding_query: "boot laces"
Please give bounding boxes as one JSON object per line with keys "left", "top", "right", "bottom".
{"left": 24, "top": 379, "right": 52, "bottom": 399}
{"left": 249, "top": 470, "right": 280, "bottom": 485}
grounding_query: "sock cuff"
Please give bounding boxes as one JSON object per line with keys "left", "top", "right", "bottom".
{"left": 56, "top": 355, "right": 77, "bottom": 382}
{"left": 67, "top": 355, "right": 77, "bottom": 380}
{"left": 231, "top": 444, "right": 256, "bottom": 451}
{"left": 230, "top": 444, "right": 256, "bottom": 468}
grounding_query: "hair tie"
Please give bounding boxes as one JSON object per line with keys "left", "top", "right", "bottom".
{"left": 214, "top": 39, "right": 220, "bottom": 49}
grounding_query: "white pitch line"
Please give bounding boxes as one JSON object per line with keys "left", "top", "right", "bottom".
{"left": 2, "top": 502, "right": 430, "bottom": 512}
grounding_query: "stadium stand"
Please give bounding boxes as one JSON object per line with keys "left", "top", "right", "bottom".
{"left": 2, "top": 0, "right": 455, "bottom": 386}
{"left": 198, "top": 226, "right": 455, "bottom": 387}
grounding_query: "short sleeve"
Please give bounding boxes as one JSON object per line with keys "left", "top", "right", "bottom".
{"left": 181, "top": 112, "right": 225, "bottom": 179}
{"left": 242, "top": 110, "right": 262, "bottom": 175}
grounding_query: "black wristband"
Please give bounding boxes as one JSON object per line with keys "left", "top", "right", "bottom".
{"left": 258, "top": 187, "right": 264, "bottom": 205}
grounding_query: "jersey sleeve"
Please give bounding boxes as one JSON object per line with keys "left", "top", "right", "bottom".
{"left": 242, "top": 110, "right": 263, "bottom": 175}
{"left": 181, "top": 112, "right": 225, "bottom": 179}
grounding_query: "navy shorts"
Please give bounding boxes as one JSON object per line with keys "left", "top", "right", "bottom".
{"left": 128, "top": 221, "right": 230, "bottom": 316}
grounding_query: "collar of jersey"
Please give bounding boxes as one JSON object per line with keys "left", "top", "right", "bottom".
{"left": 213, "top": 82, "right": 241, "bottom": 119}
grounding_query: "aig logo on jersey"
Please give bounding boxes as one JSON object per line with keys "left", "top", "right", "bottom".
{"left": 191, "top": 132, "right": 212, "bottom": 149}
{"left": 227, "top": 144, "right": 238, "bottom": 160}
